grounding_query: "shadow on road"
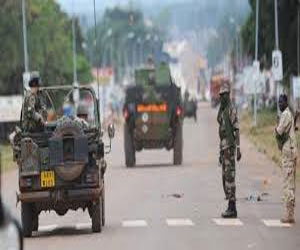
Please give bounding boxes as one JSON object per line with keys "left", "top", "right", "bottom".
{"left": 127, "top": 163, "right": 178, "bottom": 169}
{"left": 32, "top": 227, "right": 92, "bottom": 238}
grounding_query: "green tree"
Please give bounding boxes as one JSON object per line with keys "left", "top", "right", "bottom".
{"left": 206, "top": 4, "right": 247, "bottom": 68}
{"left": 0, "top": 0, "right": 92, "bottom": 95}
{"left": 241, "top": 0, "right": 298, "bottom": 81}
{"left": 86, "top": 7, "right": 164, "bottom": 82}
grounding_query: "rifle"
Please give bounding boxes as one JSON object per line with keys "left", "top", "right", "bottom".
{"left": 294, "top": 110, "right": 300, "bottom": 131}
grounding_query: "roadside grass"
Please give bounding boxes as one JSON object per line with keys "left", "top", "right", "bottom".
{"left": 240, "top": 109, "right": 300, "bottom": 180}
{"left": 1, "top": 144, "right": 15, "bottom": 172}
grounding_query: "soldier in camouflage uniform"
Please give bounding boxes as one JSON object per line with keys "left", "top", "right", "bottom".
{"left": 275, "top": 94, "right": 297, "bottom": 224}
{"left": 22, "top": 72, "right": 47, "bottom": 132}
{"left": 217, "top": 81, "right": 242, "bottom": 218}
{"left": 75, "top": 104, "right": 90, "bottom": 130}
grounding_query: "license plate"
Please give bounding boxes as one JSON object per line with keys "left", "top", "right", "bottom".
{"left": 41, "top": 171, "right": 55, "bottom": 188}
{"left": 137, "top": 103, "right": 167, "bottom": 113}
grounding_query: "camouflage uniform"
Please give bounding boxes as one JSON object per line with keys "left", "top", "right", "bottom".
{"left": 218, "top": 104, "right": 239, "bottom": 201}
{"left": 74, "top": 117, "right": 89, "bottom": 130}
{"left": 23, "top": 91, "right": 47, "bottom": 132}
{"left": 75, "top": 104, "right": 90, "bottom": 130}
{"left": 276, "top": 107, "right": 297, "bottom": 220}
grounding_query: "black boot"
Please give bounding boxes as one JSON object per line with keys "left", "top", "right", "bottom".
{"left": 221, "top": 200, "right": 237, "bottom": 218}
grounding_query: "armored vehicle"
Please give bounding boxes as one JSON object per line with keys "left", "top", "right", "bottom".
{"left": 12, "top": 86, "right": 114, "bottom": 237}
{"left": 123, "top": 63, "right": 183, "bottom": 167}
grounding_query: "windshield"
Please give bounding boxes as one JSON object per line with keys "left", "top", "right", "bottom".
{"left": 35, "top": 87, "right": 99, "bottom": 129}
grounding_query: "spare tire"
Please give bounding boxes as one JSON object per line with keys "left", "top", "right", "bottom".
{"left": 50, "top": 117, "right": 88, "bottom": 181}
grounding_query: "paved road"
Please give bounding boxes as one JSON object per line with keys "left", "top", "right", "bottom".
{"left": 2, "top": 103, "right": 300, "bottom": 250}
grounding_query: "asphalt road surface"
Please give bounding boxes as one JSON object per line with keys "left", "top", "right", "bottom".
{"left": 2, "top": 103, "right": 300, "bottom": 250}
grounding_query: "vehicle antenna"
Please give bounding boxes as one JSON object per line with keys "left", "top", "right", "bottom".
{"left": 93, "top": 0, "right": 101, "bottom": 117}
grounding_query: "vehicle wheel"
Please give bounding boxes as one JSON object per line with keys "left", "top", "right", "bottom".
{"left": 91, "top": 198, "right": 102, "bottom": 233}
{"left": 33, "top": 212, "right": 39, "bottom": 231}
{"left": 21, "top": 202, "right": 33, "bottom": 237}
{"left": 124, "top": 123, "right": 135, "bottom": 167}
{"left": 173, "top": 123, "right": 183, "bottom": 165}
{"left": 101, "top": 186, "right": 105, "bottom": 226}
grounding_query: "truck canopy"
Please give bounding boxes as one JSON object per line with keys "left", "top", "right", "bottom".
{"left": 135, "top": 63, "right": 171, "bottom": 87}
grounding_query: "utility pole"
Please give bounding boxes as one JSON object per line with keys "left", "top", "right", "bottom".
{"left": 22, "top": 0, "right": 29, "bottom": 73}
{"left": 253, "top": 0, "right": 260, "bottom": 127}
{"left": 72, "top": 0, "right": 78, "bottom": 87}
{"left": 298, "top": 2, "right": 300, "bottom": 76}
{"left": 274, "top": 0, "right": 280, "bottom": 115}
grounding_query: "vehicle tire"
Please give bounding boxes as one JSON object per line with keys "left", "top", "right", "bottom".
{"left": 33, "top": 212, "right": 39, "bottom": 231}
{"left": 124, "top": 123, "right": 135, "bottom": 167}
{"left": 173, "top": 123, "right": 183, "bottom": 165}
{"left": 101, "top": 186, "right": 105, "bottom": 226}
{"left": 91, "top": 198, "right": 102, "bottom": 233}
{"left": 21, "top": 202, "right": 33, "bottom": 237}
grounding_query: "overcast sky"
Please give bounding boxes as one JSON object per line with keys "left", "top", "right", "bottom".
{"left": 57, "top": 0, "right": 178, "bottom": 13}
{"left": 56, "top": 0, "right": 219, "bottom": 14}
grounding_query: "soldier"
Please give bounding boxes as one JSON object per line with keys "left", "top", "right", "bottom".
{"left": 146, "top": 55, "right": 155, "bottom": 69}
{"left": 275, "top": 94, "right": 297, "bottom": 224}
{"left": 75, "top": 104, "right": 90, "bottom": 130}
{"left": 217, "top": 81, "right": 242, "bottom": 218}
{"left": 22, "top": 72, "right": 47, "bottom": 132}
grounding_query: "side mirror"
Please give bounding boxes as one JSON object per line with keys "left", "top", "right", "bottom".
{"left": 105, "top": 124, "right": 115, "bottom": 154}
{"left": 107, "top": 124, "right": 115, "bottom": 139}
{"left": 0, "top": 201, "right": 23, "bottom": 250}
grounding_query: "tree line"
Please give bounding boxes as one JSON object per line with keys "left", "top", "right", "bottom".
{"left": 85, "top": 6, "right": 164, "bottom": 82}
{"left": 241, "top": 0, "right": 298, "bottom": 82}
{"left": 0, "top": 0, "right": 92, "bottom": 95}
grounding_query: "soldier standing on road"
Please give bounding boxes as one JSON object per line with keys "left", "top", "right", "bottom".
{"left": 275, "top": 94, "right": 297, "bottom": 224}
{"left": 217, "top": 81, "right": 242, "bottom": 218}
{"left": 22, "top": 72, "right": 47, "bottom": 132}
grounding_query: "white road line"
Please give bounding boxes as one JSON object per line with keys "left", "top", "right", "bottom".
{"left": 262, "top": 219, "right": 293, "bottom": 228}
{"left": 213, "top": 218, "right": 243, "bottom": 226}
{"left": 75, "top": 223, "right": 92, "bottom": 230}
{"left": 166, "top": 218, "right": 194, "bottom": 226}
{"left": 38, "top": 224, "right": 58, "bottom": 232}
{"left": 122, "top": 220, "right": 148, "bottom": 227}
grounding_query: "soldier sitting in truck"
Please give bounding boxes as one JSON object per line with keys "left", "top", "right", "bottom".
{"left": 22, "top": 72, "right": 47, "bottom": 132}
{"left": 75, "top": 104, "right": 90, "bottom": 130}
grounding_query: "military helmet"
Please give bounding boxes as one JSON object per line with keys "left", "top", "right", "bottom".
{"left": 219, "top": 81, "right": 231, "bottom": 95}
{"left": 29, "top": 71, "right": 40, "bottom": 87}
{"left": 77, "top": 104, "right": 88, "bottom": 116}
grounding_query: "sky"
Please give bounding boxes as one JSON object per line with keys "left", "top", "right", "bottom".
{"left": 56, "top": 0, "right": 175, "bottom": 14}
{"left": 56, "top": 0, "right": 224, "bottom": 14}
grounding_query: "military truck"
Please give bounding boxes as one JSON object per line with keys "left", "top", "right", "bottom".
{"left": 123, "top": 63, "right": 183, "bottom": 167}
{"left": 12, "top": 86, "right": 114, "bottom": 237}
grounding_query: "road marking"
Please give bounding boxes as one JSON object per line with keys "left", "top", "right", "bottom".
{"left": 166, "top": 218, "right": 194, "bottom": 226}
{"left": 213, "top": 218, "right": 243, "bottom": 226}
{"left": 38, "top": 224, "right": 58, "bottom": 232}
{"left": 75, "top": 223, "right": 92, "bottom": 230}
{"left": 262, "top": 219, "right": 293, "bottom": 228}
{"left": 122, "top": 220, "right": 148, "bottom": 227}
